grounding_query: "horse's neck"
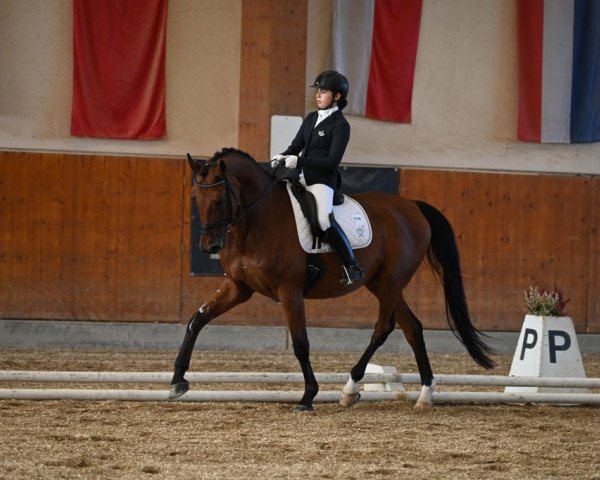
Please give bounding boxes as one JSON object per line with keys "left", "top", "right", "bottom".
{"left": 228, "top": 166, "right": 283, "bottom": 239}
{"left": 237, "top": 167, "right": 272, "bottom": 208}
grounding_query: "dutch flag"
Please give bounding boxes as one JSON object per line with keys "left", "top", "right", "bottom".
{"left": 518, "top": 0, "right": 600, "bottom": 143}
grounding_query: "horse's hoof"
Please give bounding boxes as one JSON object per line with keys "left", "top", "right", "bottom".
{"left": 292, "top": 404, "right": 315, "bottom": 413}
{"left": 168, "top": 381, "right": 189, "bottom": 399}
{"left": 413, "top": 400, "right": 433, "bottom": 411}
{"left": 339, "top": 392, "right": 361, "bottom": 407}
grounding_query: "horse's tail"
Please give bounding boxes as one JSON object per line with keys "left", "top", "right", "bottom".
{"left": 415, "top": 200, "right": 495, "bottom": 369}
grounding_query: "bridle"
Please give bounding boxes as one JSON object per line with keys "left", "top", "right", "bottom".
{"left": 191, "top": 160, "right": 283, "bottom": 235}
{"left": 192, "top": 172, "right": 237, "bottom": 234}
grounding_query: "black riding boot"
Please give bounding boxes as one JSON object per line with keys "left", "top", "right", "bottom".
{"left": 326, "top": 213, "right": 364, "bottom": 285}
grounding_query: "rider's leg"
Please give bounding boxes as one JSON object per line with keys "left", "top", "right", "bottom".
{"left": 303, "top": 182, "right": 334, "bottom": 232}
{"left": 326, "top": 213, "right": 363, "bottom": 283}
{"left": 302, "top": 179, "right": 363, "bottom": 284}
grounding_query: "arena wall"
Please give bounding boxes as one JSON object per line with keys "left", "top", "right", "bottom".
{"left": 1, "top": 151, "right": 598, "bottom": 333}
{"left": 1, "top": 1, "right": 599, "bottom": 332}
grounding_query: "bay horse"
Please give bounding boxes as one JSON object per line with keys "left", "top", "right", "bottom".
{"left": 170, "top": 148, "right": 494, "bottom": 412}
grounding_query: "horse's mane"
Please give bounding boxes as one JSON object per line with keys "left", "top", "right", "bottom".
{"left": 208, "top": 148, "right": 272, "bottom": 181}
{"left": 209, "top": 147, "right": 259, "bottom": 166}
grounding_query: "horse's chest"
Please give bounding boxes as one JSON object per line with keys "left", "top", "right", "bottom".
{"left": 225, "top": 257, "right": 261, "bottom": 285}
{"left": 227, "top": 262, "right": 256, "bottom": 282}
{"left": 224, "top": 257, "right": 273, "bottom": 290}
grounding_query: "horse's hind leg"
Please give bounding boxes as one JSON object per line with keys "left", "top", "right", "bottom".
{"left": 340, "top": 294, "right": 396, "bottom": 407}
{"left": 394, "top": 298, "right": 435, "bottom": 410}
{"left": 169, "top": 279, "right": 252, "bottom": 399}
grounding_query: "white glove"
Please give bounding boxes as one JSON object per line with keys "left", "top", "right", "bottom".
{"left": 284, "top": 155, "right": 298, "bottom": 169}
{"left": 270, "top": 154, "right": 286, "bottom": 168}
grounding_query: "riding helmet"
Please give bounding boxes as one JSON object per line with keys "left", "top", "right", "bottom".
{"left": 310, "top": 70, "right": 349, "bottom": 109}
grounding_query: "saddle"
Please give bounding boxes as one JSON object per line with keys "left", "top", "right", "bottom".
{"left": 270, "top": 167, "right": 372, "bottom": 295}
{"left": 285, "top": 176, "right": 372, "bottom": 254}
{"left": 289, "top": 176, "right": 326, "bottom": 243}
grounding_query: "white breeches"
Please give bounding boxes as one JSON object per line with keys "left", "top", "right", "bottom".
{"left": 299, "top": 172, "right": 334, "bottom": 231}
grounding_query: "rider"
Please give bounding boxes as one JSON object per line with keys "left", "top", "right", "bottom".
{"left": 271, "top": 70, "right": 363, "bottom": 284}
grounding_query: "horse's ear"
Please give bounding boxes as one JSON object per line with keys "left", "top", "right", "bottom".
{"left": 187, "top": 153, "right": 201, "bottom": 173}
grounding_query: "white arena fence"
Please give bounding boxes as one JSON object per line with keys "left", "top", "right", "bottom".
{"left": 1, "top": 369, "right": 599, "bottom": 405}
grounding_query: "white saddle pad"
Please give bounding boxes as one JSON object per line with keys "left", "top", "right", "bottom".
{"left": 285, "top": 182, "right": 372, "bottom": 254}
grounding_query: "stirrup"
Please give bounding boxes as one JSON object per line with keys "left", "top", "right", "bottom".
{"left": 340, "top": 264, "right": 363, "bottom": 286}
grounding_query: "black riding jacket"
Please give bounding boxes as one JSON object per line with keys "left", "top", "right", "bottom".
{"left": 281, "top": 110, "right": 350, "bottom": 190}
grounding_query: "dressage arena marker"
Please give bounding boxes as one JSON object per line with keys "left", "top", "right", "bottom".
{"left": 1, "top": 368, "right": 600, "bottom": 404}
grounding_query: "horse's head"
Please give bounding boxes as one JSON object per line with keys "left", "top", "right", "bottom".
{"left": 188, "top": 152, "right": 241, "bottom": 254}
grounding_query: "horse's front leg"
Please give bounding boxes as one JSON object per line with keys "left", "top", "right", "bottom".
{"left": 280, "top": 290, "right": 318, "bottom": 413}
{"left": 169, "top": 279, "right": 252, "bottom": 399}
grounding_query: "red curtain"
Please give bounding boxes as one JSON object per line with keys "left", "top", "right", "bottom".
{"left": 365, "top": 0, "right": 423, "bottom": 123}
{"left": 516, "top": 0, "right": 543, "bottom": 142}
{"left": 71, "top": 0, "right": 168, "bottom": 140}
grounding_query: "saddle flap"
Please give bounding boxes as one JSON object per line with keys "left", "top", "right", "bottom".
{"left": 285, "top": 182, "right": 372, "bottom": 254}
{"left": 290, "top": 179, "right": 323, "bottom": 239}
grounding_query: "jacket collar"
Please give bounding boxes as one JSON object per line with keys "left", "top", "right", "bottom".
{"left": 314, "top": 109, "right": 341, "bottom": 129}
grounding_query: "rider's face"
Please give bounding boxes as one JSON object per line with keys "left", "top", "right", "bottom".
{"left": 315, "top": 88, "right": 335, "bottom": 109}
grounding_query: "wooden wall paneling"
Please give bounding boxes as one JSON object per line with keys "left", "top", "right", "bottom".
{"left": 400, "top": 170, "right": 592, "bottom": 332}
{"left": 1, "top": 152, "right": 72, "bottom": 318}
{"left": 238, "top": 0, "right": 272, "bottom": 160}
{"left": 5, "top": 149, "right": 593, "bottom": 332}
{"left": 269, "top": 0, "right": 308, "bottom": 118}
{"left": 0, "top": 152, "right": 185, "bottom": 321}
{"left": 587, "top": 177, "right": 600, "bottom": 333}
{"left": 238, "top": 0, "right": 307, "bottom": 161}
